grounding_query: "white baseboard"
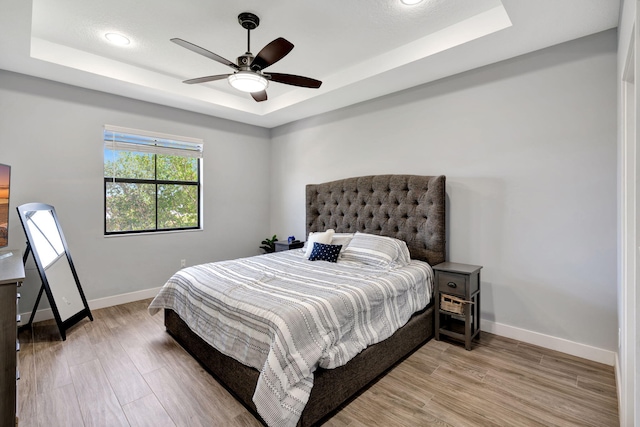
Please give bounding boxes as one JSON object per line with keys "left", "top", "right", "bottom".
{"left": 482, "top": 320, "right": 616, "bottom": 366}
{"left": 19, "top": 287, "right": 162, "bottom": 324}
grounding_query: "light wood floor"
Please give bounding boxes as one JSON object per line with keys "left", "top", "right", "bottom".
{"left": 16, "top": 299, "right": 619, "bottom": 427}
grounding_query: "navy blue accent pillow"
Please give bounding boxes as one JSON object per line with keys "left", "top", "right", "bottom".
{"left": 308, "top": 242, "right": 343, "bottom": 263}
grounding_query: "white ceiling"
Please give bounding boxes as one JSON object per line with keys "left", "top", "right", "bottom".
{"left": 0, "top": 0, "right": 620, "bottom": 128}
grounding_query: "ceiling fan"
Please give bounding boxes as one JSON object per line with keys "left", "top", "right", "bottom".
{"left": 171, "top": 12, "right": 322, "bottom": 102}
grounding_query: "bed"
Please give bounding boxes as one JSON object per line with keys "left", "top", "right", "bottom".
{"left": 152, "top": 174, "right": 446, "bottom": 427}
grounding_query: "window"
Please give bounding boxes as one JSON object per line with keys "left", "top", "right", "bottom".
{"left": 103, "top": 125, "right": 203, "bottom": 235}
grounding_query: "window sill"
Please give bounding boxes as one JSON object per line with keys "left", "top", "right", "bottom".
{"left": 104, "top": 228, "right": 203, "bottom": 238}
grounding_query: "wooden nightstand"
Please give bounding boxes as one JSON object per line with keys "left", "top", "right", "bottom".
{"left": 433, "top": 262, "right": 482, "bottom": 350}
{"left": 274, "top": 241, "right": 304, "bottom": 252}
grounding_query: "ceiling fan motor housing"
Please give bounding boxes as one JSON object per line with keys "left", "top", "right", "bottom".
{"left": 237, "top": 54, "right": 254, "bottom": 68}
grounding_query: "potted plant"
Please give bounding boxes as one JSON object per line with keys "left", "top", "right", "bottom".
{"left": 260, "top": 235, "right": 278, "bottom": 253}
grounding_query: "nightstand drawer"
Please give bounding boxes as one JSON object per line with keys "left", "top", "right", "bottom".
{"left": 437, "top": 271, "right": 468, "bottom": 297}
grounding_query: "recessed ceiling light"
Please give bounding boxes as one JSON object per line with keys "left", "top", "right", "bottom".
{"left": 401, "top": 0, "right": 423, "bottom": 4}
{"left": 105, "top": 33, "right": 130, "bottom": 46}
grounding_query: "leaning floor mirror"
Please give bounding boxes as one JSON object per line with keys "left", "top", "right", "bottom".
{"left": 17, "top": 202, "right": 92, "bottom": 340}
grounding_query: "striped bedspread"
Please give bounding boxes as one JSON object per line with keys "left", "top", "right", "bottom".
{"left": 148, "top": 249, "right": 433, "bottom": 427}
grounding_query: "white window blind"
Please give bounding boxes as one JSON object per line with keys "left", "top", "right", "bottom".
{"left": 103, "top": 125, "right": 203, "bottom": 159}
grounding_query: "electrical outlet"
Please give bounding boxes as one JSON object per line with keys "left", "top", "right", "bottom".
{"left": 180, "top": 259, "right": 186, "bottom": 268}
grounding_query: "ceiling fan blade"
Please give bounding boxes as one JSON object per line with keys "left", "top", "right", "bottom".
{"left": 267, "top": 73, "right": 322, "bottom": 89}
{"left": 251, "top": 90, "right": 268, "bottom": 102}
{"left": 183, "top": 74, "right": 230, "bottom": 84}
{"left": 250, "top": 38, "right": 294, "bottom": 71}
{"left": 171, "top": 38, "right": 239, "bottom": 70}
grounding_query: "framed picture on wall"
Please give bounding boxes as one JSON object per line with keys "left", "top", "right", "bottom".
{"left": 0, "top": 164, "right": 10, "bottom": 248}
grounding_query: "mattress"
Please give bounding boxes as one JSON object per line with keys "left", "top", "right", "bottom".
{"left": 148, "top": 249, "right": 433, "bottom": 427}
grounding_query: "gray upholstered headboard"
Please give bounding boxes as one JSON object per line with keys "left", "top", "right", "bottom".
{"left": 306, "top": 175, "right": 446, "bottom": 266}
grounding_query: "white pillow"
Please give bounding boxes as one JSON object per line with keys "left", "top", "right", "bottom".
{"left": 304, "top": 229, "right": 335, "bottom": 258}
{"left": 331, "top": 233, "right": 354, "bottom": 257}
{"left": 331, "top": 233, "right": 354, "bottom": 248}
{"left": 340, "top": 232, "right": 411, "bottom": 269}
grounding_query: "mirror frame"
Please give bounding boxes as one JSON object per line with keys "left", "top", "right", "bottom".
{"left": 17, "top": 202, "right": 92, "bottom": 340}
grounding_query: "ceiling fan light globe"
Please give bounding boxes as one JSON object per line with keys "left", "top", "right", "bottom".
{"left": 228, "top": 72, "right": 268, "bottom": 93}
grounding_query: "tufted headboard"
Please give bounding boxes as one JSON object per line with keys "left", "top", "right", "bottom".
{"left": 306, "top": 175, "right": 446, "bottom": 266}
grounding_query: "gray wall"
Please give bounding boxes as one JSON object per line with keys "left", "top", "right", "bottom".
{"left": 0, "top": 29, "right": 618, "bottom": 353}
{"left": 0, "top": 71, "right": 271, "bottom": 311}
{"left": 270, "top": 30, "right": 618, "bottom": 351}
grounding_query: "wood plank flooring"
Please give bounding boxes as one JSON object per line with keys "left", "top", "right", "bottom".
{"left": 16, "top": 299, "right": 619, "bottom": 426}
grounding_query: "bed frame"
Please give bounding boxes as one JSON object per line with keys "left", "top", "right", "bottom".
{"left": 165, "top": 174, "right": 446, "bottom": 426}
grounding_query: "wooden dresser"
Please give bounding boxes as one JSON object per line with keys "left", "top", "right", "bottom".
{"left": 0, "top": 251, "right": 25, "bottom": 427}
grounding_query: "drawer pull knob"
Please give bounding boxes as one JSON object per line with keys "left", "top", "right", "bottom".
{"left": 447, "top": 282, "right": 457, "bottom": 288}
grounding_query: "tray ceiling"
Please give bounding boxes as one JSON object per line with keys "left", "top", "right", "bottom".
{"left": 0, "top": 0, "right": 620, "bottom": 128}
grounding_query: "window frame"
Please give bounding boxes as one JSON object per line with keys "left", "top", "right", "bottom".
{"left": 103, "top": 125, "right": 203, "bottom": 236}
